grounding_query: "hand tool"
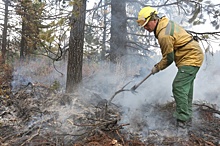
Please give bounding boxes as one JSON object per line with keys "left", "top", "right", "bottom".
{"left": 130, "top": 72, "right": 152, "bottom": 93}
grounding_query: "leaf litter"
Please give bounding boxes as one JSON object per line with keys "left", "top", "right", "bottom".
{"left": 0, "top": 64, "right": 219, "bottom": 146}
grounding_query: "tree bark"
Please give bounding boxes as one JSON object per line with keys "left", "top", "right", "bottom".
{"left": 101, "top": 0, "right": 107, "bottom": 60}
{"left": 66, "top": 0, "right": 86, "bottom": 93}
{"left": 20, "top": 18, "right": 26, "bottom": 61}
{"left": 110, "top": 0, "right": 127, "bottom": 64}
{"left": 1, "top": 0, "right": 9, "bottom": 64}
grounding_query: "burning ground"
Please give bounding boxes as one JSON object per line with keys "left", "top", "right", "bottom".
{"left": 0, "top": 56, "right": 220, "bottom": 146}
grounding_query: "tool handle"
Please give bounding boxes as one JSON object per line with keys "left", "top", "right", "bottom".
{"left": 133, "top": 72, "right": 152, "bottom": 90}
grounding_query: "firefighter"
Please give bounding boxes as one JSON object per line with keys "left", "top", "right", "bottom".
{"left": 137, "top": 6, "right": 204, "bottom": 128}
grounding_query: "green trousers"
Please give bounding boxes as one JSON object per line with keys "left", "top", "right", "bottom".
{"left": 172, "top": 66, "right": 200, "bottom": 121}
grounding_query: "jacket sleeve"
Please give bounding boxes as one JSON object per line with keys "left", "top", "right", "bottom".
{"left": 156, "top": 35, "right": 175, "bottom": 70}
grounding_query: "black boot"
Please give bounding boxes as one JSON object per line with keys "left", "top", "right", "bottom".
{"left": 176, "top": 119, "right": 187, "bottom": 129}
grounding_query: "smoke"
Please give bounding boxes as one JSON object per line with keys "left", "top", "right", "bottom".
{"left": 11, "top": 58, "right": 67, "bottom": 92}
{"left": 10, "top": 51, "right": 220, "bottom": 139}
{"left": 113, "top": 51, "right": 220, "bottom": 108}
{"left": 99, "top": 51, "right": 220, "bottom": 136}
{"left": 195, "top": 51, "right": 220, "bottom": 107}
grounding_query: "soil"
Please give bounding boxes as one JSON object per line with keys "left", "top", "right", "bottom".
{"left": 0, "top": 64, "right": 219, "bottom": 146}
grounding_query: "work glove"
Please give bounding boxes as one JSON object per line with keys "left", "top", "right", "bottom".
{"left": 151, "top": 66, "right": 159, "bottom": 75}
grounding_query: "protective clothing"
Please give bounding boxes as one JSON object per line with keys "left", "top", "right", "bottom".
{"left": 137, "top": 7, "right": 158, "bottom": 27}
{"left": 152, "top": 17, "right": 204, "bottom": 122}
{"left": 151, "top": 66, "right": 159, "bottom": 74}
{"left": 153, "top": 17, "right": 204, "bottom": 71}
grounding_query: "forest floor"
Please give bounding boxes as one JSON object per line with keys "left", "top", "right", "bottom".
{"left": 0, "top": 63, "right": 219, "bottom": 146}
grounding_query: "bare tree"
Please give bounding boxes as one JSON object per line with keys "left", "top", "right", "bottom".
{"left": 66, "top": 0, "right": 87, "bottom": 93}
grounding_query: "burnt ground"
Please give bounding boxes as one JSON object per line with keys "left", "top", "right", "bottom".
{"left": 0, "top": 64, "right": 220, "bottom": 146}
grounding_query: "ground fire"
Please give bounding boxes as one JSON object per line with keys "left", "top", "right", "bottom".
{"left": 0, "top": 62, "right": 219, "bottom": 146}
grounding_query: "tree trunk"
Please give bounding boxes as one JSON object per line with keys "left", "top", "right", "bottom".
{"left": 101, "top": 0, "right": 107, "bottom": 60}
{"left": 20, "top": 19, "right": 26, "bottom": 61}
{"left": 1, "top": 0, "right": 9, "bottom": 64}
{"left": 110, "top": 0, "right": 127, "bottom": 64}
{"left": 66, "top": 0, "right": 86, "bottom": 93}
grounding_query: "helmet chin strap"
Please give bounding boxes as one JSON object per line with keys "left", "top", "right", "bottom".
{"left": 146, "top": 11, "right": 156, "bottom": 21}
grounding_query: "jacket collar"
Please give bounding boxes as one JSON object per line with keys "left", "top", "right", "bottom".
{"left": 154, "top": 20, "right": 159, "bottom": 38}
{"left": 154, "top": 16, "right": 169, "bottom": 39}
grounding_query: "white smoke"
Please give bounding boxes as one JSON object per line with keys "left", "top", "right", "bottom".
{"left": 11, "top": 58, "right": 67, "bottom": 92}
{"left": 106, "top": 51, "right": 220, "bottom": 135}
{"left": 195, "top": 51, "right": 220, "bottom": 107}
{"left": 10, "top": 51, "right": 219, "bottom": 138}
{"left": 114, "top": 51, "right": 220, "bottom": 108}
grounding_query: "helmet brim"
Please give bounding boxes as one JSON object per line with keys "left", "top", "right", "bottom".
{"left": 137, "top": 19, "right": 149, "bottom": 27}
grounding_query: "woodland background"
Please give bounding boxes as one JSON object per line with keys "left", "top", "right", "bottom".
{"left": 0, "top": 0, "right": 220, "bottom": 145}
{"left": 0, "top": 0, "right": 220, "bottom": 92}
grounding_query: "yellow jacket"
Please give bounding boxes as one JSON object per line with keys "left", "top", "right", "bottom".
{"left": 154, "top": 17, "right": 204, "bottom": 70}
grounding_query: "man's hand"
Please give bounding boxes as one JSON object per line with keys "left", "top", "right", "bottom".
{"left": 151, "top": 66, "right": 159, "bottom": 75}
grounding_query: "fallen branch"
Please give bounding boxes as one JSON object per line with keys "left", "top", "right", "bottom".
{"left": 21, "top": 125, "right": 41, "bottom": 146}
{"left": 108, "top": 81, "right": 132, "bottom": 104}
{"left": 205, "top": 141, "right": 216, "bottom": 146}
{"left": 116, "top": 130, "right": 124, "bottom": 145}
{"left": 194, "top": 103, "right": 220, "bottom": 115}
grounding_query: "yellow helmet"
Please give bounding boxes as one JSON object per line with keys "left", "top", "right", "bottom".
{"left": 137, "top": 6, "right": 158, "bottom": 27}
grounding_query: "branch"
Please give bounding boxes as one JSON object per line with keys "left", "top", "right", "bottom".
{"left": 108, "top": 81, "right": 132, "bottom": 104}
{"left": 86, "top": 2, "right": 111, "bottom": 12}
{"left": 194, "top": 103, "right": 220, "bottom": 115}
{"left": 187, "top": 30, "right": 220, "bottom": 35}
{"left": 21, "top": 126, "right": 41, "bottom": 146}
{"left": 126, "top": 0, "right": 179, "bottom": 7}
